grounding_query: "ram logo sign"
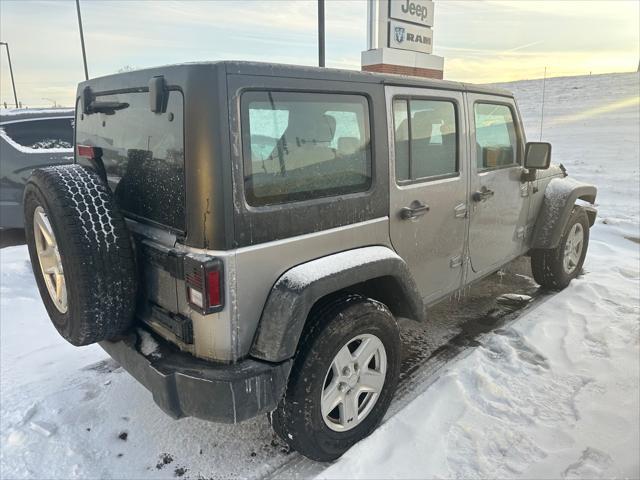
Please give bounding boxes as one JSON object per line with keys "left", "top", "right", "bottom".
{"left": 388, "top": 19, "right": 433, "bottom": 54}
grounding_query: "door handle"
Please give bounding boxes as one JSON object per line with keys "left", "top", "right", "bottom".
{"left": 400, "top": 201, "right": 430, "bottom": 220}
{"left": 472, "top": 187, "right": 495, "bottom": 202}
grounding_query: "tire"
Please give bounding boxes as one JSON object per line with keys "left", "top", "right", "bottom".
{"left": 23, "top": 164, "right": 137, "bottom": 346}
{"left": 272, "top": 294, "right": 401, "bottom": 462}
{"left": 531, "top": 206, "right": 590, "bottom": 290}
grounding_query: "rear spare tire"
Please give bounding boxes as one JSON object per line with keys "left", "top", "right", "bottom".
{"left": 24, "top": 164, "right": 137, "bottom": 345}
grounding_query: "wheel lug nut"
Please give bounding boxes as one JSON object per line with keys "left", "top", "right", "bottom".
{"left": 342, "top": 366, "right": 351, "bottom": 376}
{"left": 338, "top": 382, "right": 348, "bottom": 392}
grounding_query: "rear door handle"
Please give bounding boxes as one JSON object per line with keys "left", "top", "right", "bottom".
{"left": 400, "top": 201, "right": 430, "bottom": 220}
{"left": 472, "top": 187, "right": 495, "bottom": 202}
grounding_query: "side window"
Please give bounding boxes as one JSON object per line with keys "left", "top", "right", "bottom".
{"left": 474, "top": 103, "right": 519, "bottom": 170}
{"left": 242, "top": 91, "right": 372, "bottom": 207}
{"left": 0, "top": 117, "right": 74, "bottom": 150}
{"left": 392, "top": 98, "right": 458, "bottom": 182}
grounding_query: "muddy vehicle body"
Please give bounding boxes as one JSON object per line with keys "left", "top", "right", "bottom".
{"left": 23, "top": 62, "right": 597, "bottom": 460}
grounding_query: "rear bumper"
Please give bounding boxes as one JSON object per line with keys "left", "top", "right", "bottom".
{"left": 99, "top": 331, "right": 292, "bottom": 424}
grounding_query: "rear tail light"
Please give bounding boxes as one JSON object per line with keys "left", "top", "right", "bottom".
{"left": 206, "top": 270, "right": 222, "bottom": 307}
{"left": 184, "top": 256, "right": 224, "bottom": 314}
{"left": 76, "top": 144, "right": 97, "bottom": 159}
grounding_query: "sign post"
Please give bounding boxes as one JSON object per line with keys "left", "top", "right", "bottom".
{"left": 362, "top": 0, "right": 444, "bottom": 79}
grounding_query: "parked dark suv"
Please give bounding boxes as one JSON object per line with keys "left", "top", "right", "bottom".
{"left": 23, "top": 62, "right": 597, "bottom": 461}
{"left": 0, "top": 109, "right": 74, "bottom": 229}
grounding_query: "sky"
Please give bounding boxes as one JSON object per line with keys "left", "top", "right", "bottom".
{"left": 0, "top": 0, "right": 638, "bottom": 108}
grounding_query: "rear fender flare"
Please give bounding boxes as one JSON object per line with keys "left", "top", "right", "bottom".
{"left": 249, "top": 246, "right": 425, "bottom": 363}
{"left": 532, "top": 177, "right": 597, "bottom": 250}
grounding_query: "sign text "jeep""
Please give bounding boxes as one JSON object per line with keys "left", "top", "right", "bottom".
{"left": 389, "top": 0, "right": 434, "bottom": 27}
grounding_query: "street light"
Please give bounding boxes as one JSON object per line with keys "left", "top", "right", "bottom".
{"left": 42, "top": 98, "right": 57, "bottom": 108}
{"left": 76, "top": 0, "right": 89, "bottom": 80}
{"left": 0, "top": 41, "right": 18, "bottom": 108}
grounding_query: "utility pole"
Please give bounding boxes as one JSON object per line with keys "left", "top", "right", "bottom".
{"left": 76, "top": 0, "right": 89, "bottom": 80}
{"left": 318, "top": 0, "right": 325, "bottom": 67}
{"left": 0, "top": 42, "right": 18, "bottom": 108}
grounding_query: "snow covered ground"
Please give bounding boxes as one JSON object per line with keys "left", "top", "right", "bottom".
{"left": 323, "top": 72, "right": 640, "bottom": 479}
{"left": 1, "top": 72, "right": 638, "bottom": 479}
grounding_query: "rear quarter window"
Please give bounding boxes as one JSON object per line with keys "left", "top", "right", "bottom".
{"left": 76, "top": 91, "right": 185, "bottom": 232}
{"left": 241, "top": 91, "right": 372, "bottom": 207}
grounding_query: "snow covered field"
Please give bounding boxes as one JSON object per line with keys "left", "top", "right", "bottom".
{"left": 1, "top": 72, "right": 638, "bottom": 479}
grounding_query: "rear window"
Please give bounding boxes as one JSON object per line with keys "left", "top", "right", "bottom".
{"left": 76, "top": 91, "right": 185, "bottom": 232}
{"left": 241, "top": 91, "right": 372, "bottom": 207}
{"left": 0, "top": 117, "right": 73, "bottom": 150}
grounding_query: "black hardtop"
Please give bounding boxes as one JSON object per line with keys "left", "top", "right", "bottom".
{"left": 77, "top": 60, "right": 513, "bottom": 98}
{"left": 74, "top": 60, "right": 514, "bottom": 251}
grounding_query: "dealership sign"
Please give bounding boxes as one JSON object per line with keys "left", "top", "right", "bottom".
{"left": 388, "top": 19, "right": 433, "bottom": 54}
{"left": 389, "top": 0, "right": 434, "bottom": 27}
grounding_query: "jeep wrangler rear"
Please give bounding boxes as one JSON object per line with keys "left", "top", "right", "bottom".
{"left": 24, "top": 61, "right": 596, "bottom": 461}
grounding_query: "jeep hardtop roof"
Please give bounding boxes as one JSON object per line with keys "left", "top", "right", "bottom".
{"left": 77, "top": 60, "right": 513, "bottom": 98}
{"left": 74, "top": 60, "right": 514, "bottom": 251}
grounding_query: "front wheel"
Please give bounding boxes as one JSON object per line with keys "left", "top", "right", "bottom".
{"left": 272, "top": 295, "right": 401, "bottom": 462}
{"left": 531, "top": 206, "right": 590, "bottom": 290}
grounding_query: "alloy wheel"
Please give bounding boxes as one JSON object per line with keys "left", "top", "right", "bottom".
{"left": 321, "top": 333, "right": 387, "bottom": 432}
{"left": 33, "top": 206, "right": 68, "bottom": 313}
{"left": 563, "top": 222, "right": 584, "bottom": 274}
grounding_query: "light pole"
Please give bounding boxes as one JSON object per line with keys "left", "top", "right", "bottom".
{"left": 76, "top": 0, "right": 89, "bottom": 80}
{"left": 0, "top": 42, "right": 18, "bottom": 108}
{"left": 318, "top": 0, "right": 325, "bottom": 67}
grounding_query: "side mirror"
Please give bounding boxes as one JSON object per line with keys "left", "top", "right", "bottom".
{"left": 524, "top": 142, "right": 551, "bottom": 170}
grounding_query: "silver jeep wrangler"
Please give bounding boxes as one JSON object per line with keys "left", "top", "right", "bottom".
{"left": 23, "top": 61, "right": 597, "bottom": 461}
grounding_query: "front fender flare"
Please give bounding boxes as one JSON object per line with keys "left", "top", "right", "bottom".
{"left": 249, "top": 246, "right": 425, "bottom": 363}
{"left": 532, "top": 177, "right": 597, "bottom": 250}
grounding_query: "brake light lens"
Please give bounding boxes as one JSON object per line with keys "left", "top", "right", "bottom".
{"left": 207, "top": 270, "right": 221, "bottom": 308}
{"left": 184, "top": 257, "right": 224, "bottom": 314}
{"left": 76, "top": 144, "right": 96, "bottom": 158}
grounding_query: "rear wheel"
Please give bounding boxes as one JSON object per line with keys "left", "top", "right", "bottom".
{"left": 531, "top": 206, "right": 590, "bottom": 290}
{"left": 272, "top": 295, "right": 401, "bottom": 462}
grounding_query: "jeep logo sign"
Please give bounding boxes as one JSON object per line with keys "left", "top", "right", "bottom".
{"left": 388, "top": 19, "right": 433, "bottom": 54}
{"left": 389, "top": 0, "right": 434, "bottom": 27}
